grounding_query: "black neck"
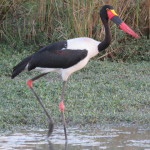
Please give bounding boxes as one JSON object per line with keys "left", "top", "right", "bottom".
{"left": 98, "top": 18, "right": 111, "bottom": 52}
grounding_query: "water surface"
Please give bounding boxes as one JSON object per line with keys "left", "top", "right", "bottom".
{"left": 0, "top": 125, "right": 150, "bottom": 150}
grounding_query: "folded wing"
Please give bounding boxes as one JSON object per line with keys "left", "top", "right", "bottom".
{"left": 28, "top": 49, "right": 88, "bottom": 71}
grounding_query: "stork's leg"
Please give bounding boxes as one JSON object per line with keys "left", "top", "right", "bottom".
{"left": 26, "top": 73, "right": 54, "bottom": 137}
{"left": 59, "top": 81, "right": 68, "bottom": 141}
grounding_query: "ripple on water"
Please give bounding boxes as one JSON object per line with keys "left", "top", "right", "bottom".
{"left": 0, "top": 126, "right": 150, "bottom": 150}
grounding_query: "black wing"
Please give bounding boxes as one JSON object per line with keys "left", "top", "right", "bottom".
{"left": 11, "top": 40, "right": 67, "bottom": 78}
{"left": 28, "top": 49, "right": 88, "bottom": 71}
{"left": 38, "top": 40, "right": 67, "bottom": 52}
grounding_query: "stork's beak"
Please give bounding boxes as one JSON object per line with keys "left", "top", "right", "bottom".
{"left": 107, "top": 9, "right": 139, "bottom": 37}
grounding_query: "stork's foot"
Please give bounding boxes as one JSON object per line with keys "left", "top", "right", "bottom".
{"left": 59, "top": 100, "right": 67, "bottom": 141}
{"left": 47, "top": 122, "right": 54, "bottom": 137}
{"left": 26, "top": 77, "right": 54, "bottom": 138}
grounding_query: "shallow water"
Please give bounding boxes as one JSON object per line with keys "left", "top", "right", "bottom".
{"left": 0, "top": 125, "right": 150, "bottom": 150}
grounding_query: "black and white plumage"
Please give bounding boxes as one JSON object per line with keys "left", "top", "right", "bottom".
{"left": 12, "top": 38, "right": 100, "bottom": 81}
{"left": 11, "top": 5, "right": 139, "bottom": 140}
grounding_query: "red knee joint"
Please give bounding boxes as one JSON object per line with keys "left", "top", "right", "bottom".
{"left": 59, "top": 100, "right": 65, "bottom": 112}
{"left": 26, "top": 80, "right": 33, "bottom": 87}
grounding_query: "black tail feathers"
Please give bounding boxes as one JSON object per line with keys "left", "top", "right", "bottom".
{"left": 11, "top": 55, "right": 32, "bottom": 79}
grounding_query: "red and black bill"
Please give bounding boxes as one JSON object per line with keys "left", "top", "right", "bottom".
{"left": 107, "top": 9, "right": 139, "bottom": 37}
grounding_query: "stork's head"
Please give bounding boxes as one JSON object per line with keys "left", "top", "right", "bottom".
{"left": 100, "top": 5, "right": 139, "bottom": 37}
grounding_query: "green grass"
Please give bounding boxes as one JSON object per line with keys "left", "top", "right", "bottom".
{"left": 0, "top": 45, "right": 150, "bottom": 131}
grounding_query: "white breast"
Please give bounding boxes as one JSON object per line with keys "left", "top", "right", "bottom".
{"left": 67, "top": 37, "right": 100, "bottom": 58}
{"left": 60, "top": 37, "right": 101, "bottom": 81}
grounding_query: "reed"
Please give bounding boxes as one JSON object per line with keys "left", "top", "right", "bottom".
{"left": 0, "top": 0, "right": 149, "bottom": 50}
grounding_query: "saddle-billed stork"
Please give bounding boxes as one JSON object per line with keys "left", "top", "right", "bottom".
{"left": 11, "top": 5, "right": 139, "bottom": 140}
